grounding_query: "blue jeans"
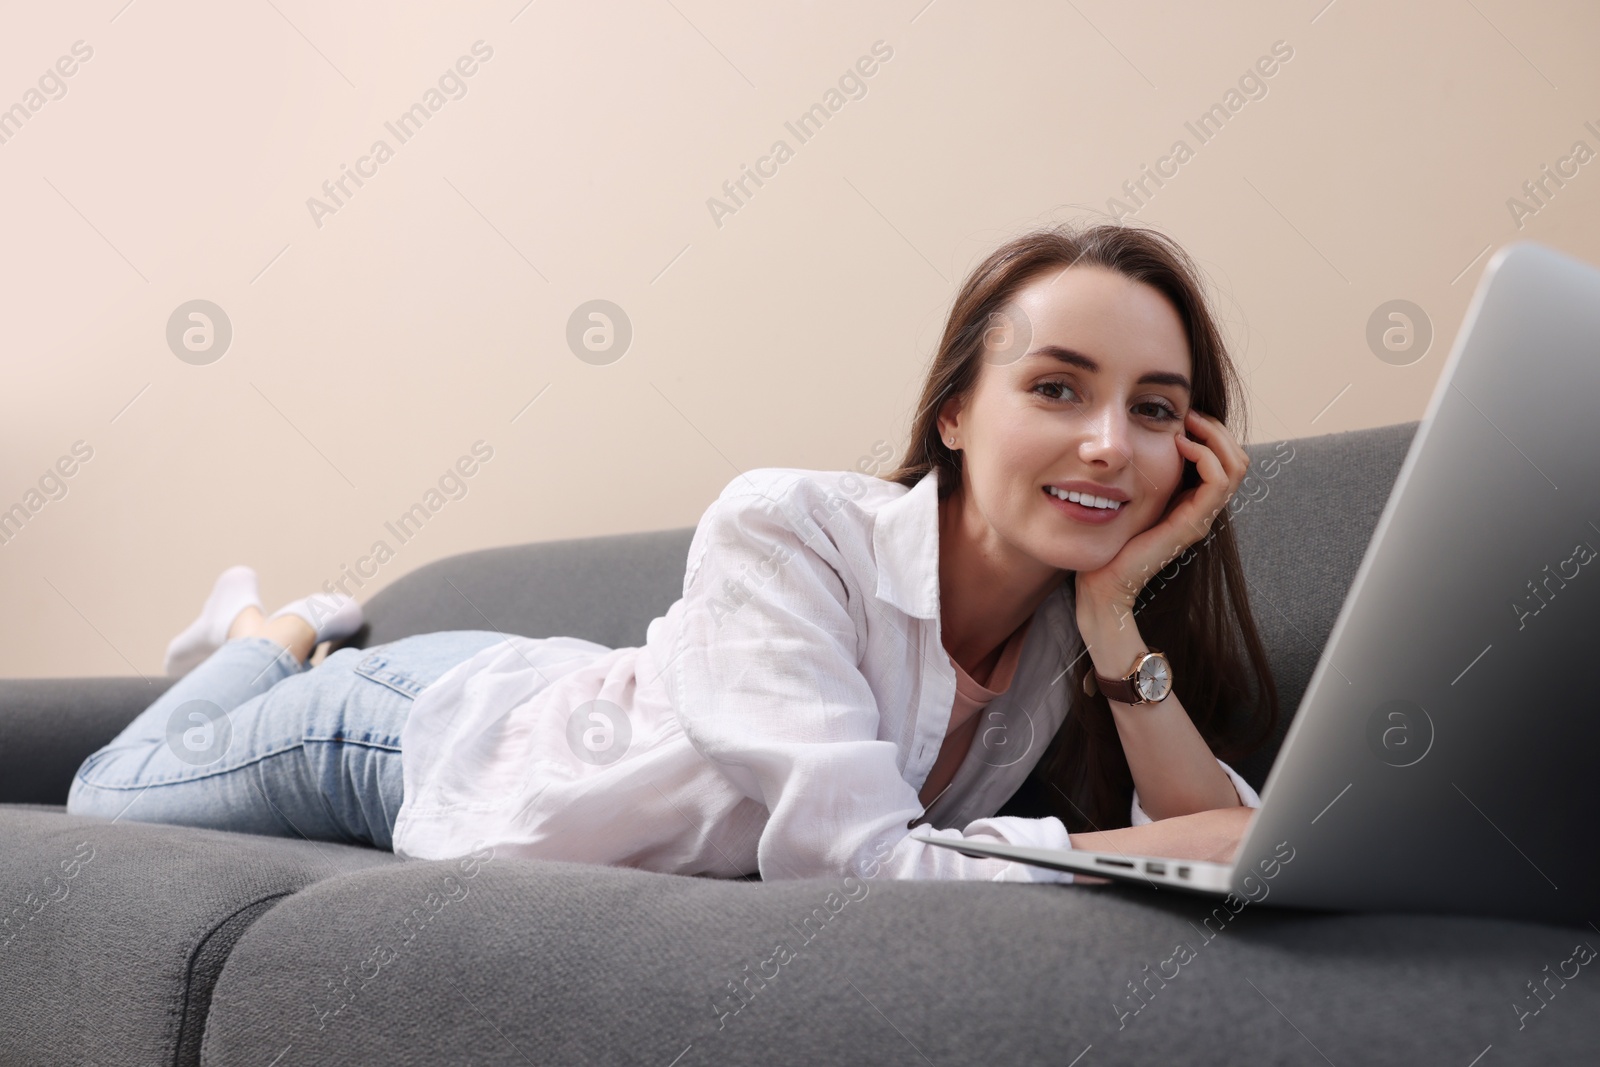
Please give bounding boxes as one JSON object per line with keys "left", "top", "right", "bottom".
{"left": 65, "top": 630, "right": 507, "bottom": 850}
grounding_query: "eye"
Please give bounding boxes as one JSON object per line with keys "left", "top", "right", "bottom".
{"left": 1134, "top": 399, "right": 1181, "bottom": 421}
{"left": 1031, "top": 379, "right": 1079, "bottom": 403}
{"left": 1035, "top": 379, "right": 1180, "bottom": 421}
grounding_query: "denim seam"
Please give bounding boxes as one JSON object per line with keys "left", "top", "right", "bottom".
{"left": 354, "top": 654, "right": 427, "bottom": 699}
{"left": 303, "top": 734, "right": 403, "bottom": 753}
{"left": 78, "top": 733, "right": 408, "bottom": 793}
{"left": 74, "top": 740, "right": 309, "bottom": 791}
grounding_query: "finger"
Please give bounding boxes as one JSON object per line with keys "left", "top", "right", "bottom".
{"left": 1173, "top": 438, "right": 1234, "bottom": 535}
{"left": 1186, "top": 411, "right": 1250, "bottom": 483}
{"left": 1182, "top": 423, "right": 1251, "bottom": 511}
{"left": 1176, "top": 431, "right": 1228, "bottom": 488}
{"left": 1186, "top": 410, "right": 1250, "bottom": 469}
{"left": 1211, "top": 420, "right": 1253, "bottom": 486}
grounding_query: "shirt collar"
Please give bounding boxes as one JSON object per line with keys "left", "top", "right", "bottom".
{"left": 872, "top": 466, "right": 943, "bottom": 619}
{"left": 871, "top": 465, "right": 1079, "bottom": 629}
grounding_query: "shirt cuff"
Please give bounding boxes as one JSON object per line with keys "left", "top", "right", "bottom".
{"left": 1129, "top": 756, "right": 1261, "bottom": 826}
{"left": 958, "top": 815, "right": 1080, "bottom": 884}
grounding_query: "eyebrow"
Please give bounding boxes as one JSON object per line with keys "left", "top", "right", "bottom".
{"left": 1029, "top": 344, "right": 1192, "bottom": 392}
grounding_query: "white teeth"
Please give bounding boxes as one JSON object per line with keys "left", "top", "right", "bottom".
{"left": 1046, "top": 486, "right": 1122, "bottom": 510}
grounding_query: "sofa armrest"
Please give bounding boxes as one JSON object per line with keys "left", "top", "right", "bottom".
{"left": 0, "top": 676, "right": 173, "bottom": 805}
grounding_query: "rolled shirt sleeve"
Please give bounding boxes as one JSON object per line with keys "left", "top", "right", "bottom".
{"left": 664, "top": 481, "right": 1084, "bottom": 883}
{"left": 1129, "top": 756, "right": 1262, "bottom": 827}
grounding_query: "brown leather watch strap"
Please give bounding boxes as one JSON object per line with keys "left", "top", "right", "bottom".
{"left": 1092, "top": 671, "right": 1142, "bottom": 704}
{"left": 1082, "top": 649, "right": 1166, "bottom": 705}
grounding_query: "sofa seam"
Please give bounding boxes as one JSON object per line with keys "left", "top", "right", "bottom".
{"left": 172, "top": 890, "right": 296, "bottom": 1067}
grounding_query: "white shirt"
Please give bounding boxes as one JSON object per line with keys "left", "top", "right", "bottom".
{"left": 392, "top": 465, "right": 1261, "bottom": 882}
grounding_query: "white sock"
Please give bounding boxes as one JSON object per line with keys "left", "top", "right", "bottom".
{"left": 164, "top": 565, "right": 262, "bottom": 676}
{"left": 268, "top": 592, "right": 364, "bottom": 646}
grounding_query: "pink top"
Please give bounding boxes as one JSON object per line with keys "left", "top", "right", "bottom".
{"left": 916, "top": 617, "right": 1036, "bottom": 810}
{"left": 949, "top": 617, "right": 1033, "bottom": 722}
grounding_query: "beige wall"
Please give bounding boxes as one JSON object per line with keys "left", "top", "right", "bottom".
{"left": 3, "top": 0, "right": 1597, "bottom": 678}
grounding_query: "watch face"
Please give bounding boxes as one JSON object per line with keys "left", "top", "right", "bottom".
{"left": 1136, "top": 654, "right": 1172, "bottom": 701}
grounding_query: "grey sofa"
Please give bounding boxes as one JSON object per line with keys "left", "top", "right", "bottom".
{"left": 2, "top": 421, "right": 1595, "bottom": 1066}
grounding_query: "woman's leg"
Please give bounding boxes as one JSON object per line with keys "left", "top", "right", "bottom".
{"left": 67, "top": 627, "right": 509, "bottom": 849}
{"left": 232, "top": 603, "right": 320, "bottom": 664}
{"left": 65, "top": 603, "right": 321, "bottom": 800}
{"left": 65, "top": 630, "right": 314, "bottom": 834}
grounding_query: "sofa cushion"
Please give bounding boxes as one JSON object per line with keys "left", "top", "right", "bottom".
{"left": 0, "top": 675, "right": 175, "bottom": 804}
{"left": 1217, "top": 421, "right": 1418, "bottom": 786}
{"left": 201, "top": 855, "right": 1597, "bottom": 1066}
{"left": 0, "top": 807, "right": 397, "bottom": 1067}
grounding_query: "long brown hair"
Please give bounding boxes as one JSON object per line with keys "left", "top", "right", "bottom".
{"left": 879, "top": 220, "right": 1280, "bottom": 833}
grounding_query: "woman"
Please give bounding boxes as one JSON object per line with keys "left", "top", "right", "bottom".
{"left": 67, "top": 221, "right": 1279, "bottom": 883}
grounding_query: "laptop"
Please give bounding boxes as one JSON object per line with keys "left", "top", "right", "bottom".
{"left": 916, "top": 240, "right": 1600, "bottom": 927}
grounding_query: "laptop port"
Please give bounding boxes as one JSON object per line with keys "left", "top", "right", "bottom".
{"left": 1096, "top": 857, "right": 1135, "bottom": 869}
{"left": 1176, "top": 865, "right": 1191, "bottom": 879}
{"left": 1145, "top": 862, "right": 1166, "bottom": 876}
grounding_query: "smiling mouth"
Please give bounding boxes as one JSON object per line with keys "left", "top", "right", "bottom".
{"left": 1044, "top": 485, "right": 1124, "bottom": 511}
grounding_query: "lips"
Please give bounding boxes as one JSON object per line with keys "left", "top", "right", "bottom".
{"left": 1041, "top": 484, "right": 1124, "bottom": 525}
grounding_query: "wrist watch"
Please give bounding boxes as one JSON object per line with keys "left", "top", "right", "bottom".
{"left": 1083, "top": 648, "right": 1172, "bottom": 705}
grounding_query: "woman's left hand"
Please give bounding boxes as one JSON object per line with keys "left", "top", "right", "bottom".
{"left": 1075, "top": 408, "right": 1251, "bottom": 620}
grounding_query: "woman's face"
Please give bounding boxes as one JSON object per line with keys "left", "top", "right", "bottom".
{"left": 938, "top": 265, "right": 1195, "bottom": 576}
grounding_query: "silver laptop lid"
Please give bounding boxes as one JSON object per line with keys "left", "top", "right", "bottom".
{"left": 1235, "top": 240, "right": 1600, "bottom": 925}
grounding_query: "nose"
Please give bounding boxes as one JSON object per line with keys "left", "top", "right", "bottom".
{"left": 1076, "top": 404, "right": 1133, "bottom": 470}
